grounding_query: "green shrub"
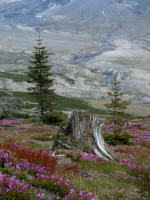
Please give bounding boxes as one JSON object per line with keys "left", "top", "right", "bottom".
{"left": 28, "top": 169, "right": 37, "bottom": 177}
{"left": 0, "top": 168, "right": 13, "bottom": 176}
{"left": 104, "top": 132, "right": 133, "bottom": 146}
{"left": 43, "top": 111, "right": 67, "bottom": 126}
{"left": 15, "top": 171, "right": 28, "bottom": 181}
{"left": 6, "top": 111, "right": 30, "bottom": 119}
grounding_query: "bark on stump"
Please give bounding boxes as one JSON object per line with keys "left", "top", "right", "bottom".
{"left": 65, "top": 112, "right": 94, "bottom": 150}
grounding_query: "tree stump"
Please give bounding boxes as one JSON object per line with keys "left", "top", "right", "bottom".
{"left": 52, "top": 111, "right": 113, "bottom": 160}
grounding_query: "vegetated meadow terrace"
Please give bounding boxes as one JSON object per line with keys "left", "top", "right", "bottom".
{"left": 0, "top": 90, "right": 111, "bottom": 119}
{"left": 0, "top": 118, "right": 149, "bottom": 199}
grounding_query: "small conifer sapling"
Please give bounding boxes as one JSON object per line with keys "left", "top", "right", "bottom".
{"left": 105, "top": 74, "right": 129, "bottom": 135}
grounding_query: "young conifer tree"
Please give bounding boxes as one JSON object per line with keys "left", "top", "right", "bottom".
{"left": 105, "top": 73, "right": 129, "bottom": 135}
{"left": 27, "top": 34, "right": 55, "bottom": 122}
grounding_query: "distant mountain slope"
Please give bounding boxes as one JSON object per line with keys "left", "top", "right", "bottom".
{"left": 0, "top": 0, "right": 71, "bottom": 23}
{"left": 1, "top": 0, "right": 150, "bottom": 37}
{"left": 0, "top": 0, "right": 150, "bottom": 105}
{"left": 0, "top": 0, "right": 150, "bottom": 42}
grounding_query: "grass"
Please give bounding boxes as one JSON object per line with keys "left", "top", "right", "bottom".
{"left": 56, "top": 95, "right": 133, "bottom": 117}
{"left": 55, "top": 95, "right": 109, "bottom": 115}
{"left": 14, "top": 91, "right": 109, "bottom": 115}
{"left": 0, "top": 90, "right": 109, "bottom": 115}
{"left": 0, "top": 90, "right": 133, "bottom": 118}
{"left": 63, "top": 153, "right": 143, "bottom": 199}
{"left": 87, "top": 99, "right": 150, "bottom": 117}
{"left": 25, "top": 142, "right": 43, "bottom": 149}
{"left": 31, "top": 136, "right": 52, "bottom": 141}
{"left": 0, "top": 72, "right": 28, "bottom": 82}
{"left": 70, "top": 173, "right": 137, "bottom": 200}
{"left": 12, "top": 91, "right": 36, "bottom": 102}
{"left": 79, "top": 159, "right": 127, "bottom": 174}
{"left": 0, "top": 121, "right": 57, "bottom": 150}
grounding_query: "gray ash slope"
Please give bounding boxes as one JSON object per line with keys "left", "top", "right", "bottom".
{"left": 0, "top": 0, "right": 71, "bottom": 24}
{"left": 0, "top": 0, "right": 150, "bottom": 105}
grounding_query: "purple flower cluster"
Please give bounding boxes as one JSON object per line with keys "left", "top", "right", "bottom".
{"left": 128, "top": 128, "right": 150, "bottom": 144}
{"left": 20, "top": 125, "right": 54, "bottom": 132}
{"left": 65, "top": 189, "right": 96, "bottom": 200}
{"left": 120, "top": 157, "right": 150, "bottom": 181}
{"left": 37, "top": 173, "right": 97, "bottom": 199}
{"left": 68, "top": 150, "right": 99, "bottom": 163}
{"left": 0, "top": 173, "right": 31, "bottom": 195}
{"left": 0, "top": 148, "right": 97, "bottom": 200}
{"left": 0, "top": 119, "right": 25, "bottom": 126}
{"left": 79, "top": 151, "right": 99, "bottom": 163}
{"left": 0, "top": 173, "right": 53, "bottom": 200}
{"left": 114, "top": 145, "right": 150, "bottom": 183}
{"left": 21, "top": 125, "right": 44, "bottom": 130}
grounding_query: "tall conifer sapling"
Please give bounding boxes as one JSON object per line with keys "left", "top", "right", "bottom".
{"left": 27, "top": 34, "right": 55, "bottom": 122}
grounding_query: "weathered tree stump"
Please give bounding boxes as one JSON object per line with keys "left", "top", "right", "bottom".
{"left": 52, "top": 111, "right": 113, "bottom": 160}
{"left": 65, "top": 112, "right": 93, "bottom": 144}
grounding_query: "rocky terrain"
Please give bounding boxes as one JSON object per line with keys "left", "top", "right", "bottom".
{"left": 0, "top": 0, "right": 150, "bottom": 109}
